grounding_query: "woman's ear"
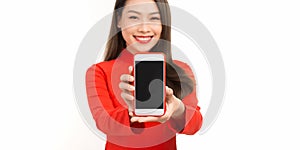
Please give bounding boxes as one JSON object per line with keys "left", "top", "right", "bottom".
{"left": 117, "top": 15, "right": 122, "bottom": 28}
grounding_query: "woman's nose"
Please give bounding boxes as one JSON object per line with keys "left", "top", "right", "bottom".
{"left": 137, "top": 22, "right": 151, "bottom": 33}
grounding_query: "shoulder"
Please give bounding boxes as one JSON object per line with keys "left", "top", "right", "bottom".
{"left": 173, "top": 60, "right": 195, "bottom": 81}
{"left": 86, "top": 60, "right": 116, "bottom": 75}
{"left": 173, "top": 60, "right": 193, "bottom": 72}
{"left": 97, "top": 60, "right": 116, "bottom": 69}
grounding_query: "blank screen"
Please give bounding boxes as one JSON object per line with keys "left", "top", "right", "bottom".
{"left": 135, "top": 61, "right": 164, "bottom": 109}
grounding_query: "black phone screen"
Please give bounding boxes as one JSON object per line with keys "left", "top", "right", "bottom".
{"left": 135, "top": 61, "right": 164, "bottom": 109}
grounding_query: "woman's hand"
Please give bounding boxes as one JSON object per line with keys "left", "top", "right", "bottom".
{"left": 129, "top": 86, "right": 185, "bottom": 123}
{"left": 119, "top": 66, "right": 135, "bottom": 113}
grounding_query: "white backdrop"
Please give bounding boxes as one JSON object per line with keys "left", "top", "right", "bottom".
{"left": 0, "top": 0, "right": 299, "bottom": 149}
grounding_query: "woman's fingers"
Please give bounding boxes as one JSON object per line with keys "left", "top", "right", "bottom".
{"left": 166, "top": 86, "right": 173, "bottom": 97}
{"left": 118, "top": 66, "right": 135, "bottom": 113}
{"left": 129, "top": 111, "right": 134, "bottom": 117}
{"left": 130, "top": 114, "right": 171, "bottom": 123}
{"left": 130, "top": 89, "right": 179, "bottom": 123}
{"left": 120, "top": 66, "right": 134, "bottom": 83}
{"left": 120, "top": 74, "right": 134, "bottom": 82}
{"left": 130, "top": 116, "right": 157, "bottom": 123}
{"left": 121, "top": 92, "right": 134, "bottom": 112}
{"left": 121, "top": 92, "right": 134, "bottom": 101}
{"left": 128, "top": 66, "right": 133, "bottom": 74}
{"left": 119, "top": 82, "right": 135, "bottom": 91}
{"left": 165, "top": 86, "right": 175, "bottom": 103}
{"left": 119, "top": 66, "right": 134, "bottom": 91}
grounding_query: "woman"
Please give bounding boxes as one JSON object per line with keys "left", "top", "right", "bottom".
{"left": 86, "top": 0, "right": 202, "bottom": 149}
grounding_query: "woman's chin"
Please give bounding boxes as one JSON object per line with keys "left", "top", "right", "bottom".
{"left": 127, "top": 45, "right": 154, "bottom": 53}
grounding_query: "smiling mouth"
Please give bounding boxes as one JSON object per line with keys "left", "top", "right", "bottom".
{"left": 134, "top": 36, "right": 153, "bottom": 44}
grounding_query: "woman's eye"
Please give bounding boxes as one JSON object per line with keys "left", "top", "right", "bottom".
{"left": 129, "top": 16, "right": 138, "bottom": 20}
{"left": 150, "top": 17, "right": 161, "bottom": 20}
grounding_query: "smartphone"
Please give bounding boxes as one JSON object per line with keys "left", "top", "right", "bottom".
{"left": 134, "top": 53, "right": 166, "bottom": 116}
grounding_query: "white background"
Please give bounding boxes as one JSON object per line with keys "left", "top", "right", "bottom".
{"left": 1, "top": 0, "right": 300, "bottom": 149}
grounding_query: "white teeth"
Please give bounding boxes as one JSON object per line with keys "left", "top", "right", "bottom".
{"left": 138, "top": 38, "right": 150, "bottom": 41}
{"left": 135, "top": 36, "right": 152, "bottom": 41}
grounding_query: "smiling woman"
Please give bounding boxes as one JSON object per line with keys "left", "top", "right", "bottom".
{"left": 85, "top": 0, "right": 203, "bottom": 149}
{"left": 117, "top": 0, "right": 162, "bottom": 53}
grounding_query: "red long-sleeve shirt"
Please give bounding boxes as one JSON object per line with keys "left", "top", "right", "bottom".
{"left": 85, "top": 49, "right": 202, "bottom": 150}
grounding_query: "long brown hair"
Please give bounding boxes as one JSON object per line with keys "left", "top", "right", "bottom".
{"left": 104, "top": 0, "right": 194, "bottom": 99}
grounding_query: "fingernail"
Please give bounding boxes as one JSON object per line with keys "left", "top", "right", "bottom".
{"left": 130, "top": 86, "right": 135, "bottom": 91}
{"left": 131, "top": 118, "right": 136, "bottom": 122}
{"left": 130, "top": 76, "right": 134, "bottom": 82}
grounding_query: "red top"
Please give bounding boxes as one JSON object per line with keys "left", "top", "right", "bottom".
{"left": 85, "top": 49, "right": 203, "bottom": 150}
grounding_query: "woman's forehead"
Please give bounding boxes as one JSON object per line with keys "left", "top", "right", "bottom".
{"left": 123, "top": 0, "right": 159, "bottom": 14}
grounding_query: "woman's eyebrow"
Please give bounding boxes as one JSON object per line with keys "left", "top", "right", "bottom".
{"left": 127, "top": 10, "right": 141, "bottom": 14}
{"left": 127, "top": 10, "right": 160, "bottom": 15}
{"left": 149, "top": 12, "right": 160, "bottom": 15}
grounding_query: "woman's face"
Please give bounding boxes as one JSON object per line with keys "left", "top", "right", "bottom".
{"left": 118, "top": 0, "right": 162, "bottom": 54}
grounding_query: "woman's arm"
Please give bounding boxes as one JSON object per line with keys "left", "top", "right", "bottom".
{"left": 170, "top": 61, "right": 203, "bottom": 135}
{"left": 129, "top": 61, "right": 203, "bottom": 135}
{"left": 86, "top": 64, "right": 138, "bottom": 136}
